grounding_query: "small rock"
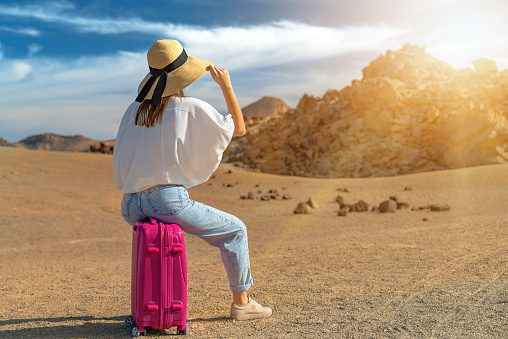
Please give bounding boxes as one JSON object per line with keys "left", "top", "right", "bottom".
{"left": 349, "top": 200, "right": 369, "bottom": 212}
{"left": 255, "top": 184, "right": 260, "bottom": 187}
{"left": 247, "top": 192, "right": 255, "bottom": 200}
{"left": 240, "top": 195, "right": 247, "bottom": 199}
{"left": 257, "top": 190, "right": 263, "bottom": 194}
{"left": 430, "top": 204, "right": 451, "bottom": 211}
{"left": 226, "top": 184, "right": 234, "bottom": 187}
{"left": 404, "top": 186, "right": 413, "bottom": 191}
{"left": 227, "top": 170, "right": 233, "bottom": 174}
{"left": 294, "top": 202, "right": 313, "bottom": 214}
{"left": 282, "top": 194, "right": 292, "bottom": 200}
{"left": 260, "top": 196, "right": 270, "bottom": 201}
{"left": 397, "top": 202, "right": 410, "bottom": 210}
{"left": 268, "top": 189, "right": 278, "bottom": 194}
{"left": 270, "top": 195, "right": 277, "bottom": 200}
{"left": 338, "top": 208, "right": 348, "bottom": 217}
{"left": 379, "top": 200, "right": 397, "bottom": 213}
{"left": 389, "top": 196, "right": 399, "bottom": 203}
{"left": 423, "top": 217, "right": 430, "bottom": 221}
{"left": 306, "top": 198, "right": 319, "bottom": 209}
{"left": 335, "top": 195, "right": 344, "bottom": 205}
{"left": 371, "top": 206, "right": 380, "bottom": 212}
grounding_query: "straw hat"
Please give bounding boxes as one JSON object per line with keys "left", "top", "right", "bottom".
{"left": 135, "top": 39, "right": 213, "bottom": 107}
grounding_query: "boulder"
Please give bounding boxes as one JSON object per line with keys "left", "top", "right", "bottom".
{"left": 472, "top": 58, "right": 498, "bottom": 75}
{"left": 306, "top": 198, "right": 319, "bottom": 209}
{"left": 379, "top": 200, "right": 397, "bottom": 213}
{"left": 294, "top": 202, "right": 313, "bottom": 214}
{"left": 349, "top": 200, "right": 369, "bottom": 212}
{"left": 430, "top": 204, "right": 451, "bottom": 211}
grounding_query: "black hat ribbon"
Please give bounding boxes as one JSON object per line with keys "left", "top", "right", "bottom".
{"left": 135, "top": 49, "right": 188, "bottom": 108}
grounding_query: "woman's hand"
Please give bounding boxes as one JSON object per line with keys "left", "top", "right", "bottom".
{"left": 209, "top": 66, "right": 233, "bottom": 89}
{"left": 208, "top": 65, "right": 246, "bottom": 137}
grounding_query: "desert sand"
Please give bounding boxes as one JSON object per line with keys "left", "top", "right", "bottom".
{"left": 0, "top": 146, "right": 507, "bottom": 338}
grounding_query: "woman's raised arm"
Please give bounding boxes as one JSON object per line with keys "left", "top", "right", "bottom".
{"left": 209, "top": 66, "right": 246, "bottom": 137}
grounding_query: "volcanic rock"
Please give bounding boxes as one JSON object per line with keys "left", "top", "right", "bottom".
{"left": 242, "top": 96, "right": 290, "bottom": 117}
{"left": 430, "top": 204, "right": 451, "bottom": 211}
{"left": 294, "top": 202, "right": 313, "bottom": 214}
{"left": 306, "top": 198, "right": 319, "bottom": 209}
{"left": 349, "top": 200, "right": 369, "bottom": 212}
{"left": 224, "top": 44, "right": 508, "bottom": 178}
{"left": 379, "top": 200, "right": 398, "bottom": 213}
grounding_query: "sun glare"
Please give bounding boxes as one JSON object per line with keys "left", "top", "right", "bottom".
{"left": 423, "top": 2, "right": 502, "bottom": 69}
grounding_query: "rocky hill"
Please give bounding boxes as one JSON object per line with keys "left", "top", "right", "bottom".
{"left": 242, "top": 96, "right": 290, "bottom": 117}
{"left": 4, "top": 133, "right": 115, "bottom": 153}
{"left": 0, "top": 137, "right": 14, "bottom": 147}
{"left": 224, "top": 44, "right": 508, "bottom": 177}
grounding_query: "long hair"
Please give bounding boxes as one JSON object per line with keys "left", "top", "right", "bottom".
{"left": 135, "top": 90, "right": 185, "bottom": 127}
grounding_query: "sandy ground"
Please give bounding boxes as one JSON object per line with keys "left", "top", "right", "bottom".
{"left": 0, "top": 146, "right": 507, "bottom": 338}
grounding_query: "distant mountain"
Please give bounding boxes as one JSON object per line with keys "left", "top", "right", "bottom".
{"left": 7, "top": 133, "right": 115, "bottom": 153}
{"left": 242, "top": 96, "right": 290, "bottom": 117}
{"left": 0, "top": 137, "right": 14, "bottom": 147}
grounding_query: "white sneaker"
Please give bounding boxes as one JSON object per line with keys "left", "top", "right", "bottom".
{"left": 230, "top": 298, "right": 273, "bottom": 320}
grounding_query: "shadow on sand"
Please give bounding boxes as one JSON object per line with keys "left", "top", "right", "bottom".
{"left": 0, "top": 315, "right": 231, "bottom": 338}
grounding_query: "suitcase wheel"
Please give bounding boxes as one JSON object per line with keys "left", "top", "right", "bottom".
{"left": 125, "top": 315, "right": 135, "bottom": 328}
{"left": 131, "top": 326, "right": 140, "bottom": 337}
{"left": 177, "top": 324, "right": 189, "bottom": 335}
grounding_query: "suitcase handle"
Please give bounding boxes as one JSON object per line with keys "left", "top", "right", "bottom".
{"left": 146, "top": 246, "right": 159, "bottom": 254}
{"left": 171, "top": 303, "right": 184, "bottom": 311}
{"left": 146, "top": 303, "right": 159, "bottom": 312}
{"left": 171, "top": 246, "right": 183, "bottom": 255}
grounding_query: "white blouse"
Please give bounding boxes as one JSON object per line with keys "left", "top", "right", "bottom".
{"left": 113, "top": 97, "right": 235, "bottom": 193}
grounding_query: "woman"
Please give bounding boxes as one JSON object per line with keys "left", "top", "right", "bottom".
{"left": 113, "top": 39, "right": 272, "bottom": 321}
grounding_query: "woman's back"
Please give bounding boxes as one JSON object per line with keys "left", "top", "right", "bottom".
{"left": 113, "top": 97, "right": 234, "bottom": 193}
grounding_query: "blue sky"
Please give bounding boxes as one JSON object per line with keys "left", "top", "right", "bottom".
{"left": 1, "top": 0, "right": 507, "bottom": 142}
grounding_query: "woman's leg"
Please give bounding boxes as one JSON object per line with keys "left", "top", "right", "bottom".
{"left": 139, "top": 185, "right": 253, "bottom": 293}
{"left": 122, "top": 184, "right": 271, "bottom": 319}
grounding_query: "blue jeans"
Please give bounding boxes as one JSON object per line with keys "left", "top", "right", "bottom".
{"left": 121, "top": 184, "right": 253, "bottom": 293}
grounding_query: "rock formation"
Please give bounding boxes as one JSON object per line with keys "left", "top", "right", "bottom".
{"left": 6, "top": 133, "right": 115, "bottom": 153}
{"left": 242, "top": 96, "right": 290, "bottom": 117}
{"left": 0, "top": 137, "right": 14, "bottom": 148}
{"left": 224, "top": 44, "right": 508, "bottom": 177}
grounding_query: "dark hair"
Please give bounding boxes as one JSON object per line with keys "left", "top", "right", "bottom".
{"left": 135, "top": 90, "right": 185, "bottom": 127}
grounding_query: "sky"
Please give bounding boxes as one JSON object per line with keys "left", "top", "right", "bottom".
{"left": 1, "top": 0, "right": 507, "bottom": 142}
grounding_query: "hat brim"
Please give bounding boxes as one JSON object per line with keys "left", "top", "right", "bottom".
{"left": 137, "top": 55, "right": 213, "bottom": 99}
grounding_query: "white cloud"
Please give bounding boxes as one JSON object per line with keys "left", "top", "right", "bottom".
{"left": 0, "top": 2, "right": 175, "bottom": 35}
{"left": 28, "top": 43, "right": 43, "bottom": 56}
{"left": 0, "top": 60, "right": 32, "bottom": 83}
{"left": 170, "top": 21, "right": 406, "bottom": 71}
{"left": 0, "top": 3, "right": 405, "bottom": 71}
{"left": 0, "top": 25, "right": 41, "bottom": 37}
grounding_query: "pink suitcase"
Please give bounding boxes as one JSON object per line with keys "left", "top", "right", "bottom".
{"left": 125, "top": 217, "right": 188, "bottom": 337}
